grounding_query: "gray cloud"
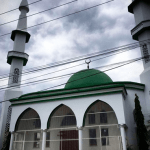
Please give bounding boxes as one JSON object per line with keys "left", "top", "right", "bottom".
{"left": 0, "top": 0, "right": 144, "bottom": 115}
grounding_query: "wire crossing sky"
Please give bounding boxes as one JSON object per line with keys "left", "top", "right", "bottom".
{"left": 0, "top": 0, "right": 144, "bottom": 106}
{"left": 0, "top": 0, "right": 114, "bottom": 37}
{"left": 0, "top": 55, "right": 147, "bottom": 102}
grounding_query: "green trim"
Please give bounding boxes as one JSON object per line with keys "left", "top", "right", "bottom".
{"left": 125, "top": 87, "right": 144, "bottom": 91}
{"left": 19, "top": 81, "right": 145, "bottom": 99}
{"left": 114, "top": 81, "right": 145, "bottom": 86}
{"left": 11, "top": 90, "right": 123, "bottom": 106}
{"left": 10, "top": 84, "right": 126, "bottom": 102}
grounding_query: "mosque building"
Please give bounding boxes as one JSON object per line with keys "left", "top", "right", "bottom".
{"left": 0, "top": 0, "right": 150, "bottom": 150}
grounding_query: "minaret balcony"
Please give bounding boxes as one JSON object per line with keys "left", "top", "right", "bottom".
{"left": 11, "top": 30, "right": 30, "bottom": 43}
{"left": 7, "top": 51, "right": 29, "bottom": 66}
{"left": 128, "top": 0, "right": 150, "bottom": 14}
{"left": 131, "top": 20, "right": 150, "bottom": 40}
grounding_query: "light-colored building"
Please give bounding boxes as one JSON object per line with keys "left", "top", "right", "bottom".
{"left": 0, "top": 0, "right": 150, "bottom": 150}
{"left": 9, "top": 69, "right": 148, "bottom": 150}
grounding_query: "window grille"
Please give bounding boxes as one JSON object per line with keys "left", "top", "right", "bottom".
{"left": 47, "top": 105, "right": 78, "bottom": 150}
{"left": 83, "top": 101, "right": 122, "bottom": 150}
{"left": 13, "top": 108, "right": 42, "bottom": 150}
{"left": 88, "top": 111, "right": 95, "bottom": 124}
{"left": 89, "top": 129, "right": 97, "bottom": 146}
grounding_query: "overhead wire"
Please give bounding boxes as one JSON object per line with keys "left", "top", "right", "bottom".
{"left": 0, "top": 0, "right": 78, "bottom": 27}
{"left": 0, "top": 42, "right": 140, "bottom": 88}
{"left": 0, "top": 57, "right": 148, "bottom": 91}
{"left": 0, "top": 38, "right": 148, "bottom": 80}
{"left": 0, "top": 54, "right": 148, "bottom": 103}
{"left": 0, "top": 0, "right": 114, "bottom": 37}
{"left": 0, "top": 38, "right": 148, "bottom": 86}
{"left": 41, "top": 55, "right": 147, "bottom": 91}
{"left": 0, "top": 0, "right": 42, "bottom": 16}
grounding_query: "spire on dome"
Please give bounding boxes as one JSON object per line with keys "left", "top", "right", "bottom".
{"left": 19, "top": 0, "right": 29, "bottom": 13}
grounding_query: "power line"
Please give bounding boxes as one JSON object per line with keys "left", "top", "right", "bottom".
{"left": 0, "top": 55, "right": 147, "bottom": 91}
{"left": 0, "top": 0, "right": 78, "bottom": 27}
{"left": 0, "top": 0, "right": 114, "bottom": 37}
{"left": 0, "top": 38, "right": 148, "bottom": 81}
{"left": 0, "top": 55, "right": 147, "bottom": 103}
{"left": 41, "top": 55, "right": 146, "bottom": 91}
{"left": 0, "top": 43, "right": 140, "bottom": 88}
{"left": 0, "top": 0, "right": 42, "bottom": 16}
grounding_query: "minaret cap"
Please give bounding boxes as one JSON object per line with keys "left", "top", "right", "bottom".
{"left": 19, "top": 0, "right": 29, "bottom": 13}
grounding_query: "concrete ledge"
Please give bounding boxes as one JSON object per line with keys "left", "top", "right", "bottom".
{"left": 7, "top": 51, "right": 29, "bottom": 66}
{"left": 128, "top": 0, "right": 150, "bottom": 14}
{"left": 131, "top": 20, "right": 150, "bottom": 40}
{"left": 11, "top": 30, "right": 31, "bottom": 43}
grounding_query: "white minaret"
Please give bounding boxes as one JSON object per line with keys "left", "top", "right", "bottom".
{"left": 128, "top": 0, "right": 150, "bottom": 113}
{"left": 0, "top": 0, "right": 30, "bottom": 148}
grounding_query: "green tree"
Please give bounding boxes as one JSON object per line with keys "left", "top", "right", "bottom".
{"left": 134, "top": 94, "right": 149, "bottom": 150}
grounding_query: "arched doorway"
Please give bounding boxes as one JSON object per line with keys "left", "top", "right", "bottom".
{"left": 82, "top": 100, "right": 122, "bottom": 150}
{"left": 13, "top": 108, "right": 42, "bottom": 150}
{"left": 46, "top": 104, "right": 78, "bottom": 150}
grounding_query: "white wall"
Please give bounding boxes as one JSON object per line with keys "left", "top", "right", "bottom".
{"left": 10, "top": 93, "right": 126, "bottom": 131}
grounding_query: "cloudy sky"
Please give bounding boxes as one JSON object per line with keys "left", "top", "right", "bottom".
{"left": 0, "top": 0, "right": 144, "bottom": 114}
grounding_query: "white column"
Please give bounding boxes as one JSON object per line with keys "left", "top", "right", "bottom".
{"left": 9, "top": 132, "right": 14, "bottom": 150}
{"left": 42, "top": 129, "right": 47, "bottom": 150}
{"left": 120, "top": 124, "right": 127, "bottom": 150}
{"left": 78, "top": 127, "right": 83, "bottom": 150}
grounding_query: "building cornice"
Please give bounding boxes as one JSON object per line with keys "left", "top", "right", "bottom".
{"left": 128, "top": 0, "right": 150, "bottom": 14}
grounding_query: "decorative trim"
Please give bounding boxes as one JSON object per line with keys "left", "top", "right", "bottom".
{"left": 131, "top": 20, "right": 150, "bottom": 40}
{"left": 128, "top": 0, "right": 150, "bottom": 14}
{"left": 18, "top": 81, "right": 144, "bottom": 100}
{"left": 7, "top": 51, "right": 29, "bottom": 66}
{"left": 11, "top": 30, "right": 31, "bottom": 43}
{"left": 11, "top": 90, "right": 124, "bottom": 106}
{"left": 10, "top": 85, "right": 127, "bottom": 102}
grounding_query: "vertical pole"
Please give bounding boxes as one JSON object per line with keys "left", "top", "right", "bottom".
{"left": 42, "top": 129, "right": 47, "bottom": 150}
{"left": 78, "top": 127, "right": 83, "bottom": 150}
{"left": 120, "top": 124, "right": 127, "bottom": 150}
{"left": 22, "top": 131, "right": 26, "bottom": 150}
{"left": 99, "top": 126, "right": 102, "bottom": 150}
{"left": 9, "top": 132, "right": 14, "bottom": 150}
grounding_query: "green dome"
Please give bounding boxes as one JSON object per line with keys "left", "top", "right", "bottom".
{"left": 65, "top": 69, "right": 113, "bottom": 89}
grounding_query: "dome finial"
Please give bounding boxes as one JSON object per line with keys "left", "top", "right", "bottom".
{"left": 19, "top": 0, "right": 29, "bottom": 13}
{"left": 85, "top": 59, "right": 91, "bottom": 69}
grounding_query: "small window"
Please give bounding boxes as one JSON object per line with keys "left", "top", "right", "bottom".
{"left": 46, "top": 132, "right": 50, "bottom": 147}
{"left": 89, "top": 129, "right": 97, "bottom": 146}
{"left": 33, "top": 119, "right": 41, "bottom": 129}
{"left": 101, "top": 128, "right": 109, "bottom": 146}
{"left": 100, "top": 110, "right": 107, "bottom": 123}
{"left": 33, "top": 133, "right": 40, "bottom": 148}
{"left": 88, "top": 112, "right": 95, "bottom": 124}
{"left": 61, "top": 113, "right": 76, "bottom": 126}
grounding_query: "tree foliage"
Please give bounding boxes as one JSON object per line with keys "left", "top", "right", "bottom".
{"left": 134, "top": 94, "right": 149, "bottom": 150}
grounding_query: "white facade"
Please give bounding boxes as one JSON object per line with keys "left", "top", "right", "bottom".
{"left": 8, "top": 81, "right": 148, "bottom": 150}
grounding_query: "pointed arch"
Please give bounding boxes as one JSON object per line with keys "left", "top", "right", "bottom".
{"left": 47, "top": 104, "right": 63, "bottom": 129}
{"left": 47, "top": 104, "right": 77, "bottom": 129}
{"left": 15, "top": 107, "right": 41, "bottom": 131}
{"left": 82, "top": 100, "right": 118, "bottom": 126}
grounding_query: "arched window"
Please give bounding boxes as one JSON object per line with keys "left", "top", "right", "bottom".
{"left": 47, "top": 105, "right": 78, "bottom": 150}
{"left": 13, "top": 108, "right": 42, "bottom": 150}
{"left": 83, "top": 100, "right": 121, "bottom": 150}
